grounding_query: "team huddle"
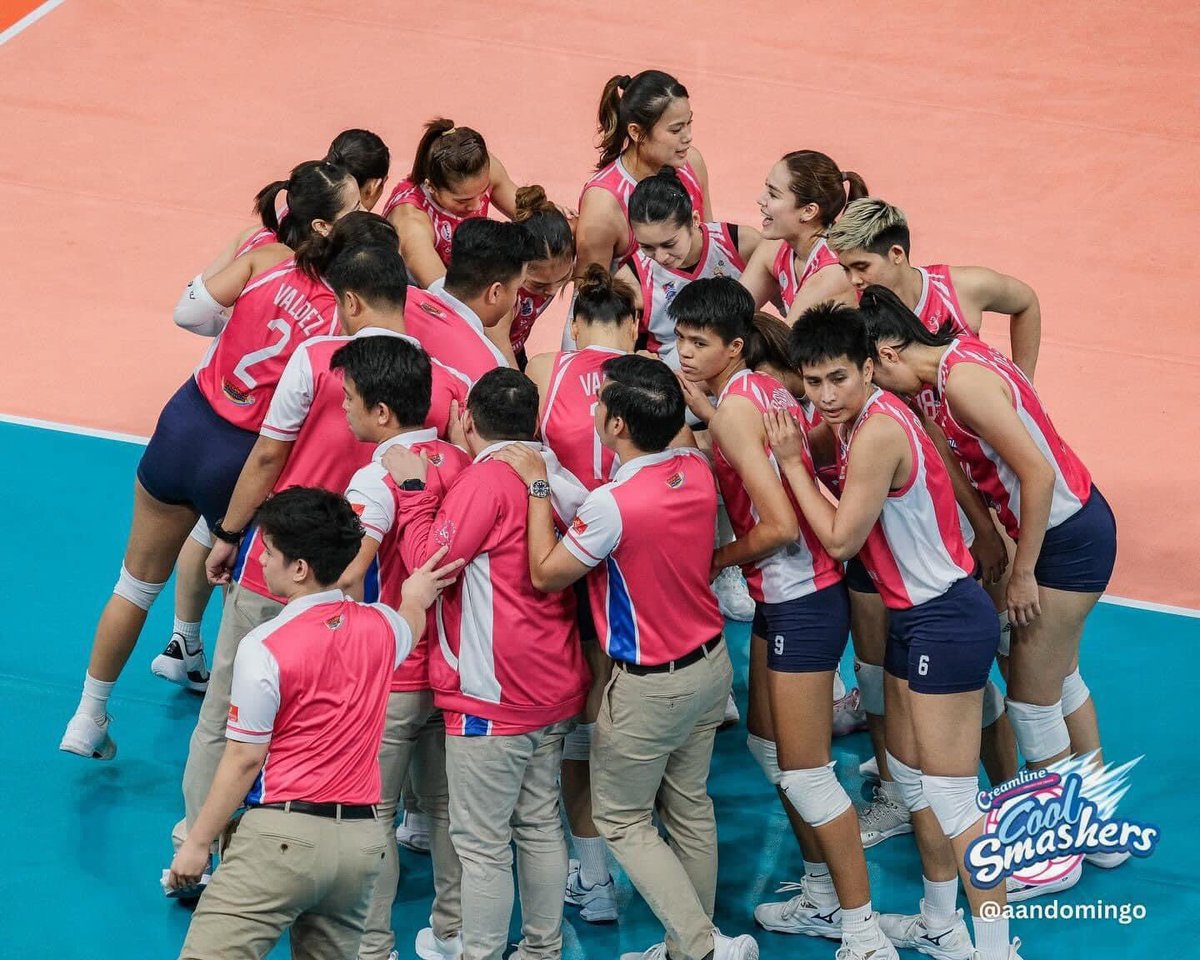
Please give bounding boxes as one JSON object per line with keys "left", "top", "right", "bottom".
{"left": 59, "top": 68, "right": 1123, "bottom": 960}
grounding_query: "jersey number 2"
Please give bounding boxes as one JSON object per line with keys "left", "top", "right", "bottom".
{"left": 232, "top": 319, "right": 292, "bottom": 390}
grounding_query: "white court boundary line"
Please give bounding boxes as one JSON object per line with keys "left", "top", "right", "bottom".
{"left": 0, "top": 0, "right": 68, "bottom": 46}
{"left": 2, "top": 411, "right": 1198, "bottom": 619}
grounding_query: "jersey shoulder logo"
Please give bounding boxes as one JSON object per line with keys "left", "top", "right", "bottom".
{"left": 324, "top": 614, "right": 344, "bottom": 629}
{"left": 418, "top": 300, "right": 445, "bottom": 318}
{"left": 571, "top": 515, "right": 588, "bottom": 535}
{"left": 666, "top": 471, "right": 685, "bottom": 489}
{"left": 770, "top": 387, "right": 794, "bottom": 411}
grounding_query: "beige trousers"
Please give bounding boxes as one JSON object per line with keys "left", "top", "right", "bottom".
{"left": 359, "top": 690, "right": 461, "bottom": 960}
{"left": 445, "top": 721, "right": 572, "bottom": 960}
{"left": 179, "top": 807, "right": 387, "bottom": 960}
{"left": 591, "top": 641, "right": 733, "bottom": 960}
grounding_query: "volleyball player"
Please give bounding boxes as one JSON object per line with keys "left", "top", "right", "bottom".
{"left": 509, "top": 186, "right": 575, "bottom": 368}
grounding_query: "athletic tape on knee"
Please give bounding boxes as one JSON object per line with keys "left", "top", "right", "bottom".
{"left": 746, "top": 734, "right": 782, "bottom": 786}
{"left": 885, "top": 751, "right": 929, "bottom": 813}
{"left": 562, "top": 722, "right": 593, "bottom": 762}
{"left": 981, "top": 680, "right": 1006, "bottom": 728}
{"left": 1006, "top": 698, "right": 1070, "bottom": 764}
{"left": 189, "top": 518, "right": 214, "bottom": 550}
{"left": 996, "top": 611, "right": 1012, "bottom": 658}
{"left": 779, "top": 763, "right": 852, "bottom": 828}
{"left": 921, "top": 774, "right": 983, "bottom": 839}
{"left": 1061, "top": 669, "right": 1091, "bottom": 717}
{"left": 113, "top": 564, "right": 167, "bottom": 611}
{"left": 855, "top": 660, "right": 885, "bottom": 716}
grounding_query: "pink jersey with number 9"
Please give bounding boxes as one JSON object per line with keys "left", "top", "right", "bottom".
{"left": 193, "top": 258, "right": 339, "bottom": 431}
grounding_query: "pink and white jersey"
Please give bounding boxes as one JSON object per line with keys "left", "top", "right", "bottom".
{"left": 838, "top": 388, "right": 974, "bottom": 609}
{"left": 539, "top": 346, "right": 624, "bottom": 491}
{"left": 394, "top": 442, "right": 589, "bottom": 736}
{"left": 712, "top": 369, "right": 843, "bottom": 603}
{"left": 512, "top": 288, "right": 555, "bottom": 355}
{"left": 235, "top": 227, "right": 278, "bottom": 258}
{"left": 914, "top": 265, "right": 972, "bottom": 338}
{"left": 774, "top": 237, "right": 841, "bottom": 313}
{"left": 193, "top": 259, "right": 339, "bottom": 431}
{"left": 233, "top": 328, "right": 469, "bottom": 600}
{"left": 346, "top": 432, "right": 471, "bottom": 692}
{"left": 383, "top": 177, "right": 492, "bottom": 266}
{"left": 404, "top": 283, "right": 509, "bottom": 383}
{"left": 581, "top": 157, "right": 706, "bottom": 268}
{"left": 563, "top": 449, "right": 724, "bottom": 665}
{"left": 934, "top": 338, "right": 1091, "bottom": 540}
{"left": 635, "top": 223, "right": 745, "bottom": 369}
{"left": 228, "top": 590, "right": 413, "bottom": 805}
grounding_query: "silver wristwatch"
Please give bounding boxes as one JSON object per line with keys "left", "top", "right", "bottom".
{"left": 528, "top": 479, "right": 551, "bottom": 499}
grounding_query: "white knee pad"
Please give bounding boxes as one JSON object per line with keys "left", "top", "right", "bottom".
{"left": 562, "top": 722, "right": 593, "bottom": 762}
{"left": 922, "top": 774, "right": 983, "bottom": 839}
{"left": 855, "top": 660, "right": 885, "bottom": 716}
{"left": 996, "top": 611, "right": 1011, "bottom": 657}
{"left": 1006, "top": 698, "right": 1070, "bottom": 764}
{"left": 113, "top": 564, "right": 167, "bottom": 611}
{"left": 189, "top": 518, "right": 214, "bottom": 550}
{"left": 885, "top": 751, "right": 929, "bottom": 813}
{"left": 981, "top": 679, "right": 1006, "bottom": 728}
{"left": 1061, "top": 669, "right": 1091, "bottom": 717}
{"left": 779, "top": 762, "right": 852, "bottom": 828}
{"left": 747, "top": 734, "right": 782, "bottom": 786}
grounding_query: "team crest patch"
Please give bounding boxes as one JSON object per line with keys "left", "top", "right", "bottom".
{"left": 227, "top": 705, "right": 239, "bottom": 723}
{"left": 571, "top": 516, "right": 588, "bottom": 535}
{"left": 666, "top": 471, "right": 685, "bottom": 489}
{"left": 324, "top": 614, "right": 344, "bottom": 629}
{"left": 438, "top": 221, "right": 453, "bottom": 243}
{"left": 428, "top": 452, "right": 444, "bottom": 466}
{"left": 418, "top": 300, "right": 445, "bottom": 318}
{"left": 712, "top": 259, "right": 728, "bottom": 277}
{"left": 662, "top": 280, "right": 678, "bottom": 306}
{"left": 518, "top": 297, "right": 534, "bottom": 317}
{"left": 351, "top": 502, "right": 366, "bottom": 516}
{"left": 221, "top": 379, "right": 255, "bottom": 406}
{"left": 435, "top": 517, "right": 456, "bottom": 546}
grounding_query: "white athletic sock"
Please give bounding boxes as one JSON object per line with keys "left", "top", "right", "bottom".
{"left": 921, "top": 876, "right": 959, "bottom": 930}
{"left": 803, "top": 859, "right": 838, "bottom": 909}
{"left": 573, "top": 834, "right": 610, "bottom": 887}
{"left": 879, "top": 777, "right": 904, "bottom": 804}
{"left": 404, "top": 810, "right": 430, "bottom": 834}
{"left": 77, "top": 673, "right": 114, "bottom": 721}
{"left": 972, "top": 912, "right": 1010, "bottom": 960}
{"left": 173, "top": 618, "right": 202, "bottom": 651}
{"left": 840, "top": 901, "right": 874, "bottom": 940}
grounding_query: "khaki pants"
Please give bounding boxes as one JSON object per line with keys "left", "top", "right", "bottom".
{"left": 179, "top": 807, "right": 387, "bottom": 960}
{"left": 591, "top": 641, "right": 733, "bottom": 960}
{"left": 174, "top": 583, "right": 284, "bottom": 848}
{"left": 445, "top": 721, "right": 571, "bottom": 960}
{"left": 360, "top": 691, "right": 461, "bottom": 960}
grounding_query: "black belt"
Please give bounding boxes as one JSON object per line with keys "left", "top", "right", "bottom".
{"left": 252, "top": 801, "right": 377, "bottom": 820}
{"left": 614, "top": 635, "right": 723, "bottom": 676}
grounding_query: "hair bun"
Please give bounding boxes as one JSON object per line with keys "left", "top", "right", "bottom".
{"left": 617, "top": 74, "right": 632, "bottom": 91}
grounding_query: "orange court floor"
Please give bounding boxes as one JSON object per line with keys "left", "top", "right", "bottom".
{"left": 1, "top": 0, "right": 1197, "bottom": 609}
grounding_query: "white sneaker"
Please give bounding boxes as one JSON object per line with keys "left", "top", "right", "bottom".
{"left": 878, "top": 905, "right": 973, "bottom": 960}
{"left": 720, "top": 692, "right": 741, "bottom": 730}
{"left": 969, "top": 937, "right": 1023, "bottom": 960}
{"left": 858, "top": 787, "right": 912, "bottom": 847}
{"left": 837, "top": 925, "right": 900, "bottom": 960}
{"left": 712, "top": 930, "right": 759, "bottom": 960}
{"left": 415, "top": 927, "right": 462, "bottom": 960}
{"left": 833, "top": 687, "right": 869, "bottom": 737}
{"left": 859, "top": 755, "right": 880, "bottom": 781}
{"left": 713, "top": 567, "right": 755, "bottom": 622}
{"left": 620, "top": 944, "right": 667, "bottom": 960}
{"left": 754, "top": 879, "right": 842, "bottom": 939}
{"left": 1005, "top": 860, "right": 1082, "bottom": 902}
{"left": 160, "top": 862, "right": 212, "bottom": 901}
{"left": 1084, "top": 850, "right": 1130, "bottom": 869}
{"left": 151, "top": 632, "right": 209, "bottom": 693}
{"left": 59, "top": 713, "right": 116, "bottom": 760}
{"left": 396, "top": 811, "right": 431, "bottom": 854}
{"left": 565, "top": 858, "right": 618, "bottom": 922}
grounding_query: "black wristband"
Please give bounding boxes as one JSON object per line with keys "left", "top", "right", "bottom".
{"left": 399, "top": 479, "right": 426, "bottom": 492}
{"left": 211, "top": 519, "right": 245, "bottom": 544}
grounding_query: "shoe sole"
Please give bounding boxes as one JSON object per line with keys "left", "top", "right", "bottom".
{"left": 150, "top": 658, "right": 209, "bottom": 694}
{"left": 754, "top": 918, "right": 841, "bottom": 940}
{"left": 1006, "top": 868, "right": 1081, "bottom": 903}
{"left": 860, "top": 822, "right": 913, "bottom": 848}
{"left": 397, "top": 839, "right": 432, "bottom": 855}
{"left": 59, "top": 737, "right": 116, "bottom": 760}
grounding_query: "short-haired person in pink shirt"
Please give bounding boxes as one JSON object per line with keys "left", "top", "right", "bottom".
{"left": 166, "top": 486, "right": 462, "bottom": 960}
{"left": 382, "top": 368, "right": 590, "bottom": 960}
{"left": 494, "top": 355, "right": 758, "bottom": 960}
